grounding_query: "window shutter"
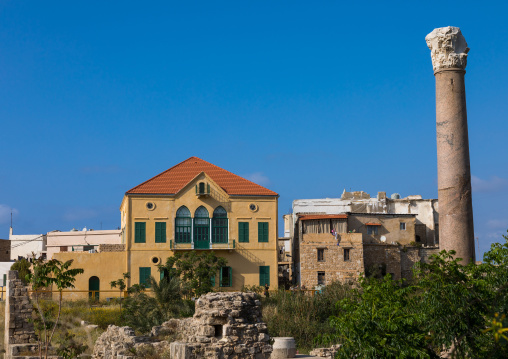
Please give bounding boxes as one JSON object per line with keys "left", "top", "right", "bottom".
{"left": 160, "top": 270, "right": 164, "bottom": 281}
{"left": 258, "top": 222, "right": 268, "bottom": 242}
{"left": 228, "top": 267, "right": 232, "bottom": 287}
{"left": 264, "top": 223, "right": 269, "bottom": 242}
{"left": 155, "top": 223, "right": 160, "bottom": 243}
{"left": 207, "top": 183, "right": 210, "bottom": 194}
{"left": 239, "top": 222, "right": 249, "bottom": 243}
{"left": 141, "top": 222, "right": 146, "bottom": 242}
{"left": 219, "top": 267, "right": 223, "bottom": 287}
{"left": 258, "top": 222, "right": 262, "bottom": 242}
{"left": 195, "top": 184, "right": 198, "bottom": 194}
{"left": 161, "top": 222, "right": 166, "bottom": 242}
{"left": 211, "top": 275, "right": 215, "bottom": 287}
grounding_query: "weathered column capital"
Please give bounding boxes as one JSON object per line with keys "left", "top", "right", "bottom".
{"left": 426, "top": 26, "right": 469, "bottom": 73}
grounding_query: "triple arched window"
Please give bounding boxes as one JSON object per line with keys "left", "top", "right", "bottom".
{"left": 174, "top": 205, "right": 228, "bottom": 245}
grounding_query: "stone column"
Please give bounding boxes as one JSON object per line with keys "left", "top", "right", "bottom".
{"left": 426, "top": 26, "right": 475, "bottom": 263}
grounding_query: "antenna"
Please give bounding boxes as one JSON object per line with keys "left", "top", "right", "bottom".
{"left": 10, "top": 209, "right": 12, "bottom": 228}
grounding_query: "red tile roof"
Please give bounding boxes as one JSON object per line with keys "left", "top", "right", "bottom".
{"left": 299, "top": 214, "right": 348, "bottom": 221}
{"left": 126, "top": 157, "right": 278, "bottom": 196}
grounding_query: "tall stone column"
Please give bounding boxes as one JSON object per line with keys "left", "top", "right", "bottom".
{"left": 426, "top": 26, "right": 475, "bottom": 263}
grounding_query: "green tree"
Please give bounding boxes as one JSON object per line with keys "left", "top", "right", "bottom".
{"left": 27, "top": 258, "right": 84, "bottom": 359}
{"left": 110, "top": 272, "right": 130, "bottom": 310}
{"left": 10, "top": 258, "right": 31, "bottom": 284}
{"left": 161, "top": 251, "right": 227, "bottom": 297}
{"left": 326, "top": 233, "right": 508, "bottom": 359}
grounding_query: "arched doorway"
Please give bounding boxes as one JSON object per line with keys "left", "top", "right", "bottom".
{"left": 89, "top": 276, "right": 100, "bottom": 301}
{"left": 194, "top": 206, "right": 210, "bottom": 249}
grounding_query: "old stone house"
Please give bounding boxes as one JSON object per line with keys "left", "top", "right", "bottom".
{"left": 285, "top": 190, "right": 440, "bottom": 288}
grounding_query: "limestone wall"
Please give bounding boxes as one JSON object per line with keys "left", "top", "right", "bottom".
{"left": 4, "top": 270, "right": 37, "bottom": 357}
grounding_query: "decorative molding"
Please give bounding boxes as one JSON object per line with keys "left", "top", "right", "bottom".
{"left": 426, "top": 26, "right": 469, "bottom": 72}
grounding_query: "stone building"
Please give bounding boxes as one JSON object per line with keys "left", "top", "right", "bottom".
{"left": 54, "top": 157, "right": 279, "bottom": 299}
{"left": 286, "top": 190, "right": 440, "bottom": 288}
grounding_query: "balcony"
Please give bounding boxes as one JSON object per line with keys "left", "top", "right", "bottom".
{"left": 170, "top": 240, "right": 236, "bottom": 250}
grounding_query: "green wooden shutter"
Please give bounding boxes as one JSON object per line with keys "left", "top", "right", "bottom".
{"left": 239, "top": 222, "right": 249, "bottom": 243}
{"left": 210, "top": 275, "right": 215, "bottom": 287}
{"left": 258, "top": 222, "right": 268, "bottom": 242}
{"left": 155, "top": 222, "right": 166, "bottom": 243}
{"left": 3, "top": 274, "right": 6, "bottom": 286}
{"left": 259, "top": 266, "right": 270, "bottom": 286}
{"left": 219, "top": 267, "right": 223, "bottom": 287}
{"left": 135, "top": 222, "right": 146, "bottom": 243}
{"left": 139, "top": 267, "right": 151, "bottom": 288}
{"left": 228, "top": 267, "right": 232, "bottom": 287}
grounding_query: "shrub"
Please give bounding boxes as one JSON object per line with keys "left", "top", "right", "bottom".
{"left": 262, "top": 282, "right": 352, "bottom": 353}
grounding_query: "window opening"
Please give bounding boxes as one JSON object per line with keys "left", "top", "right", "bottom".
{"left": 317, "top": 272, "right": 325, "bottom": 285}
{"left": 212, "top": 206, "right": 228, "bottom": 243}
{"left": 175, "top": 206, "right": 191, "bottom": 243}
{"left": 344, "top": 248, "right": 350, "bottom": 261}
{"left": 367, "top": 225, "right": 379, "bottom": 235}
{"left": 214, "top": 325, "right": 223, "bottom": 338}
{"left": 317, "top": 249, "right": 325, "bottom": 262}
{"left": 400, "top": 222, "right": 406, "bottom": 231}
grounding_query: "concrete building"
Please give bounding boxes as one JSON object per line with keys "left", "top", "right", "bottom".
{"left": 54, "top": 157, "right": 280, "bottom": 299}
{"left": 46, "top": 229, "right": 121, "bottom": 259}
{"left": 8, "top": 228, "right": 46, "bottom": 260}
{"left": 286, "top": 190, "right": 440, "bottom": 288}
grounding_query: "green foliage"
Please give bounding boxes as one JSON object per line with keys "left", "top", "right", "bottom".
{"left": 121, "top": 276, "right": 194, "bottom": 333}
{"left": 27, "top": 257, "right": 84, "bottom": 359}
{"left": 262, "top": 282, "right": 352, "bottom": 353}
{"left": 326, "top": 232, "right": 508, "bottom": 359}
{"left": 110, "top": 272, "right": 130, "bottom": 310}
{"left": 56, "top": 332, "right": 87, "bottom": 359}
{"left": 161, "top": 251, "right": 227, "bottom": 297}
{"left": 11, "top": 258, "right": 31, "bottom": 284}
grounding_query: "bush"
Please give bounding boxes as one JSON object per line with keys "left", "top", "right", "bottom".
{"left": 262, "top": 282, "right": 352, "bottom": 353}
{"left": 11, "top": 258, "right": 31, "bottom": 284}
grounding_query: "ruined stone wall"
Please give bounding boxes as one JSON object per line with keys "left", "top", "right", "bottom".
{"left": 400, "top": 247, "right": 422, "bottom": 280}
{"left": 300, "top": 233, "right": 363, "bottom": 287}
{"left": 4, "top": 270, "right": 37, "bottom": 357}
{"left": 362, "top": 245, "right": 402, "bottom": 280}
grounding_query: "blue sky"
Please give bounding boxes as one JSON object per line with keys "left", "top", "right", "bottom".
{"left": 1, "top": 1, "right": 507, "bottom": 258}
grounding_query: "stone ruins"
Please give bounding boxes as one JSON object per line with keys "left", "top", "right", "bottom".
{"left": 426, "top": 26, "right": 475, "bottom": 263}
{"left": 92, "top": 291, "right": 272, "bottom": 359}
{"left": 4, "top": 271, "right": 38, "bottom": 358}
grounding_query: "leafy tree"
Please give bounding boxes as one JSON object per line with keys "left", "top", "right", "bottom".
{"left": 110, "top": 272, "right": 130, "bottom": 310}
{"left": 161, "top": 251, "right": 227, "bottom": 297}
{"left": 326, "top": 232, "right": 508, "bottom": 358}
{"left": 27, "top": 258, "right": 84, "bottom": 359}
{"left": 11, "top": 258, "right": 31, "bottom": 284}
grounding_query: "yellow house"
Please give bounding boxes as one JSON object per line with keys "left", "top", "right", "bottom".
{"left": 54, "top": 157, "right": 279, "bottom": 299}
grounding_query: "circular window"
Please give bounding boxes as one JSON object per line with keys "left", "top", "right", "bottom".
{"left": 146, "top": 202, "right": 155, "bottom": 210}
{"left": 151, "top": 256, "right": 160, "bottom": 265}
{"left": 249, "top": 203, "right": 258, "bottom": 212}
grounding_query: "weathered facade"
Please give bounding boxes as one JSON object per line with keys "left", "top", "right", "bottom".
{"left": 288, "top": 190, "right": 440, "bottom": 287}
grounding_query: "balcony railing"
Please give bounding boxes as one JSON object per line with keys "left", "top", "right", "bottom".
{"left": 170, "top": 240, "right": 236, "bottom": 250}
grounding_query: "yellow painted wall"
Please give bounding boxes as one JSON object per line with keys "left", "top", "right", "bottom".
{"left": 55, "top": 173, "right": 278, "bottom": 299}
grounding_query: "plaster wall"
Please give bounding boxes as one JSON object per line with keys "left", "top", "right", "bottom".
{"left": 9, "top": 234, "right": 46, "bottom": 260}
{"left": 46, "top": 229, "right": 121, "bottom": 258}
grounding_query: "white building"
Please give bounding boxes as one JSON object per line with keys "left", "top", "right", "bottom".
{"left": 46, "top": 228, "right": 122, "bottom": 259}
{"left": 292, "top": 190, "right": 439, "bottom": 246}
{"left": 9, "top": 227, "right": 46, "bottom": 260}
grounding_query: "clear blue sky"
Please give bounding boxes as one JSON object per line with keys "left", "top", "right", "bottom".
{"left": 1, "top": 1, "right": 507, "bottom": 258}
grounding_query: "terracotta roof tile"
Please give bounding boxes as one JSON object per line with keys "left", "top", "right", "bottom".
{"left": 126, "top": 157, "right": 278, "bottom": 196}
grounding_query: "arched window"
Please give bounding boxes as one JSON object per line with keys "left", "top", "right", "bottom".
{"left": 89, "top": 276, "right": 100, "bottom": 301}
{"left": 212, "top": 206, "right": 228, "bottom": 243}
{"left": 175, "top": 206, "right": 191, "bottom": 243}
{"left": 194, "top": 206, "right": 210, "bottom": 249}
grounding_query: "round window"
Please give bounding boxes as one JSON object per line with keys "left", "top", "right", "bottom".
{"left": 146, "top": 202, "right": 155, "bottom": 210}
{"left": 249, "top": 203, "right": 258, "bottom": 212}
{"left": 151, "top": 256, "right": 160, "bottom": 265}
